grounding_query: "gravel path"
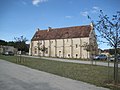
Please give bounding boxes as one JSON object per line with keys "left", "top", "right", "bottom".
{"left": 0, "top": 59, "right": 109, "bottom": 90}
{"left": 22, "top": 55, "right": 120, "bottom": 68}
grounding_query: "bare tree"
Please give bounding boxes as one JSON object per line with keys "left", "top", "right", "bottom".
{"left": 84, "top": 41, "right": 98, "bottom": 62}
{"left": 88, "top": 10, "right": 120, "bottom": 84}
{"left": 14, "top": 36, "right": 28, "bottom": 52}
{"left": 38, "top": 44, "right": 47, "bottom": 56}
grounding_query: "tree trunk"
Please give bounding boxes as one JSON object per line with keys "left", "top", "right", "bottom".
{"left": 114, "top": 46, "right": 118, "bottom": 85}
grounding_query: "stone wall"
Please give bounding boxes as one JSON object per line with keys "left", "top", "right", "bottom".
{"left": 29, "top": 37, "right": 92, "bottom": 59}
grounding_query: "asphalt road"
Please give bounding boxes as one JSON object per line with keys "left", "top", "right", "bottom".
{"left": 0, "top": 59, "right": 109, "bottom": 90}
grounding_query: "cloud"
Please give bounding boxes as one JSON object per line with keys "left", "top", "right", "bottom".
{"left": 80, "top": 11, "right": 88, "bottom": 17}
{"left": 65, "top": 16, "right": 73, "bottom": 19}
{"left": 32, "top": 0, "right": 48, "bottom": 6}
{"left": 93, "top": 6, "right": 99, "bottom": 10}
{"left": 91, "top": 6, "right": 100, "bottom": 13}
{"left": 80, "top": 6, "right": 100, "bottom": 17}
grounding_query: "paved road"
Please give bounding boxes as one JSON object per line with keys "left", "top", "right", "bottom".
{"left": 0, "top": 59, "right": 109, "bottom": 90}
{"left": 22, "top": 55, "right": 120, "bottom": 68}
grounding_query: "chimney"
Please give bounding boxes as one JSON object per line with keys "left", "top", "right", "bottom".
{"left": 90, "top": 23, "right": 94, "bottom": 30}
{"left": 37, "top": 28, "right": 40, "bottom": 31}
{"left": 48, "top": 27, "right": 52, "bottom": 32}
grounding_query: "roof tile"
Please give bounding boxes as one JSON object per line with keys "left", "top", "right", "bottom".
{"left": 32, "top": 25, "right": 92, "bottom": 41}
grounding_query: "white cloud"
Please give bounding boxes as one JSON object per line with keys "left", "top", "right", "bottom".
{"left": 80, "top": 6, "right": 100, "bottom": 17}
{"left": 91, "top": 6, "right": 100, "bottom": 13}
{"left": 80, "top": 11, "right": 88, "bottom": 17}
{"left": 65, "top": 16, "right": 73, "bottom": 19}
{"left": 32, "top": 0, "right": 48, "bottom": 6}
{"left": 93, "top": 6, "right": 99, "bottom": 10}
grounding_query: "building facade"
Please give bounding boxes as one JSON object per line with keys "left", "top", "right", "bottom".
{"left": 0, "top": 45, "right": 18, "bottom": 54}
{"left": 29, "top": 24, "right": 98, "bottom": 59}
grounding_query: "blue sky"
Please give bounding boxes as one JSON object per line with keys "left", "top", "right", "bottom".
{"left": 0, "top": 0, "right": 120, "bottom": 49}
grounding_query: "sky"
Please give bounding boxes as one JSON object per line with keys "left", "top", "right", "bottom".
{"left": 0, "top": 0, "right": 120, "bottom": 49}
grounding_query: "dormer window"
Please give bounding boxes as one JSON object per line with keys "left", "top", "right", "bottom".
{"left": 65, "top": 32, "right": 69, "bottom": 38}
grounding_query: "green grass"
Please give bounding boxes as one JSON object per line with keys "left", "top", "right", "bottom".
{"left": 0, "top": 55, "right": 120, "bottom": 90}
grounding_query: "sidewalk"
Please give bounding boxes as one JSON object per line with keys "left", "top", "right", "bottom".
{"left": 0, "top": 59, "right": 109, "bottom": 90}
{"left": 22, "top": 55, "right": 120, "bottom": 68}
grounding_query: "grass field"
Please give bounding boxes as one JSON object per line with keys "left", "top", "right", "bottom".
{"left": 0, "top": 55, "right": 120, "bottom": 90}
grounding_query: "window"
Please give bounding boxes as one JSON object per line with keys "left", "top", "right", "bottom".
{"left": 45, "top": 48, "right": 48, "bottom": 54}
{"left": 76, "top": 44, "right": 78, "bottom": 48}
{"left": 68, "top": 54, "right": 70, "bottom": 57}
{"left": 38, "top": 41, "right": 42, "bottom": 45}
{"left": 34, "top": 48, "right": 37, "bottom": 54}
{"left": 76, "top": 54, "right": 78, "bottom": 58}
{"left": 51, "top": 41, "right": 53, "bottom": 43}
{"left": 65, "top": 32, "right": 69, "bottom": 38}
{"left": 59, "top": 51, "right": 61, "bottom": 57}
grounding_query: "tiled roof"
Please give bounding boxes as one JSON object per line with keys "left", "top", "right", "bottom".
{"left": 31, "top": 25, "right": 92, "bottom": 41}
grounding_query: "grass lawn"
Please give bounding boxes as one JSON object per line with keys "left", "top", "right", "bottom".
{"left": 0, "top": 55, "right": 120, "bottom": 90}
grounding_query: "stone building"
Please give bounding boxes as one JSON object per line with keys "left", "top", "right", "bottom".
{"left": 0, "top": 45, "right": 18, "bottom": 54}
{"left": 29, "top": 24, "right": 98, "bottom": 59}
